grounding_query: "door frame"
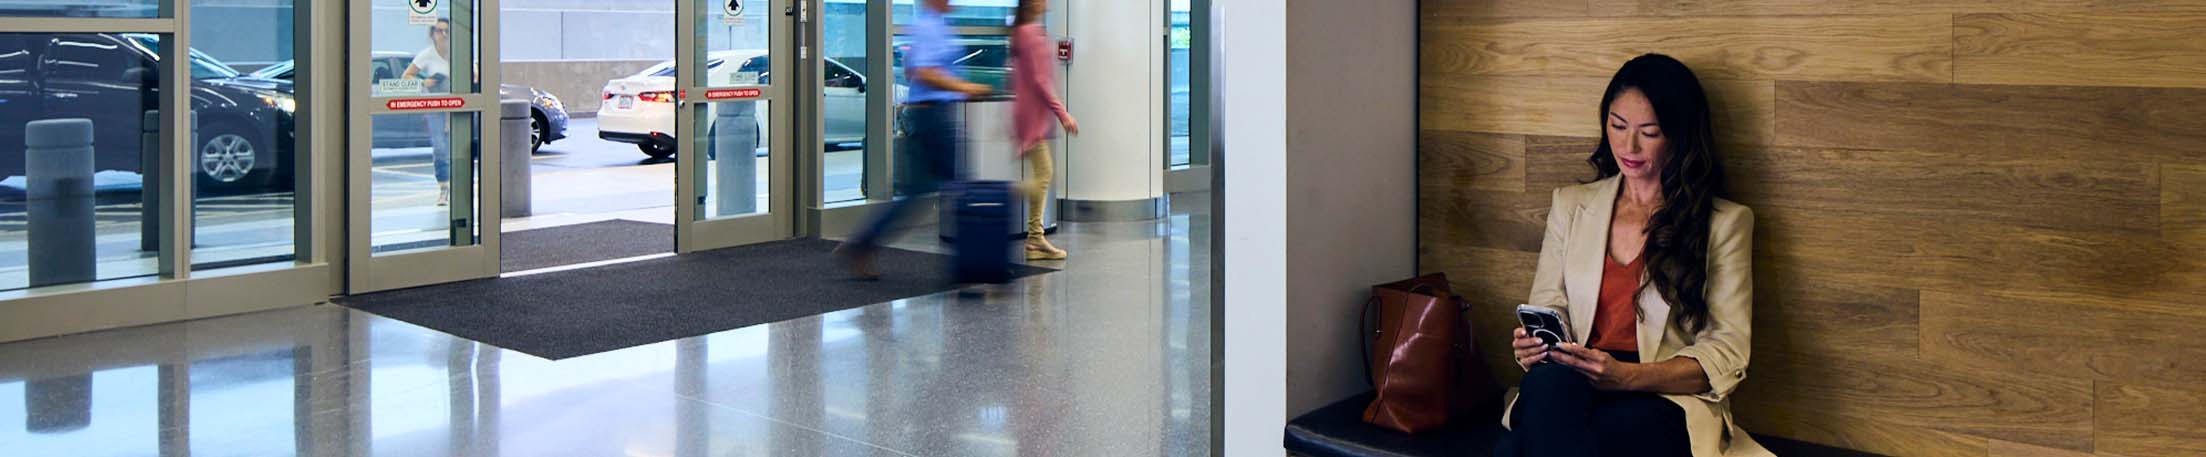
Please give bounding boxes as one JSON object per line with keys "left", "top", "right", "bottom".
{"left": 343, "top": 0, "right": 504, "bottom": 293}
{"left": 673, "top": 0, "right": 800, "bottom": 252}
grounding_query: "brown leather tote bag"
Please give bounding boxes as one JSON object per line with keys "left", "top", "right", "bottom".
{"left": 1359, "top": 273, "right": 1461, "bottom": 434}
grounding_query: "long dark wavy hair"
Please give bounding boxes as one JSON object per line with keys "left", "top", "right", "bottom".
{"left": 1588, "top": 54, "right": 1726, "bottom": 335}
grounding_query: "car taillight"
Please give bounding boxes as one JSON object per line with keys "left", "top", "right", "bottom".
{"left": 639, "top": 91, "right": 676, "bottom": 103}
{"left": 603, "top": 91, "right": 616, "bottom": 100}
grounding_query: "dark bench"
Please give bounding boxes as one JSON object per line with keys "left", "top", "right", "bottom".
{"left": 1284, "top": 392, "right": 1883, "bottom": 457}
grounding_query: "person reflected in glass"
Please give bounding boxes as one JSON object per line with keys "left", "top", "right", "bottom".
{"left": 834, "top": 0, "right": 992, "bottom": 279}
{"left": 1009, "top": 0, "right": 1078, "bottom": 260}
{"left": 402, "top": 18, "right": 454, "bottom": 206}
{"left": 1499, "top": 54, "right": 1768, "bottom": 457}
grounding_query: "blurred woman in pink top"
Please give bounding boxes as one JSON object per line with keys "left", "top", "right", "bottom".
{"left": 1010, "top": 0, "right": 1079, "bottom": 260}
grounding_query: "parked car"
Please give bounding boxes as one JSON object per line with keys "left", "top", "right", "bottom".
{"left": 248, "top": 53, "right": 569, "bottom": 152}
{"left": 0, "top": 33, "right": 298, "bottom": 190}
{"left": 597, "top": 50, "right": 893, "bottom": 159}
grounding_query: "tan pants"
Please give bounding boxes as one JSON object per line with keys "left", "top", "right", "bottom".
{"left": 1023, "top": 144, "right": 1054, "bottom": 239}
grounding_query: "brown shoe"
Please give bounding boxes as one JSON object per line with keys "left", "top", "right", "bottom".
{"left": 833, "top": 243, "right": 882, "bottom": 280}
{"left": 1024, "top": 239, "right": 1068, "bottom": 261}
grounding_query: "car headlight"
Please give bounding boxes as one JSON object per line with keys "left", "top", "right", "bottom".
{"left": 539, "top": 93, "right": 563, "bottom": 111}
{"left": 258, "top": 93, "right": 296, "bottom": 112}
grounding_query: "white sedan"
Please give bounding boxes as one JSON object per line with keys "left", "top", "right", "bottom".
{"left": 597, "top": 50, "right": 888, "bottom": 159}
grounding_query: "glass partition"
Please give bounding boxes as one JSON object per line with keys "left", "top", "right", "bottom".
{"left": 0, "top": 33, "right": 164, "bottom": 291}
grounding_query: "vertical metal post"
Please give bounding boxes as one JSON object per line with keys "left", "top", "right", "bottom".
{"left": 864, "top": 0, "right": 893, "bottom": 204}
{"left": 162, "top": 0, "right": 196, "bottom": 279}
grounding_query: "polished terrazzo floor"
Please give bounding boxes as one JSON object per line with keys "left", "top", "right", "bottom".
{"left": 0, "top": 195, "right": 1212, "bottom": 457}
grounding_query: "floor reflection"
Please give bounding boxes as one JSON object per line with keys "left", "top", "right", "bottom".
{"left": 0, "top": 192, "right": 1211, "bottom": 457}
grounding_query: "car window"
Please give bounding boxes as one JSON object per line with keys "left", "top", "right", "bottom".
{"left": 738, "top": 56, "right": 768, "bottom": 74}
{"left": 0, "top": 36, "right": 34, "bottom": 81}
{"left": 123, "top": 34, "right": 238, "bottom": 80}
{"left": 44, "top": 35, "right": 135, "bottom": 82}
{"left": 958, "top": 46, "right": 1008, "bottom": 69}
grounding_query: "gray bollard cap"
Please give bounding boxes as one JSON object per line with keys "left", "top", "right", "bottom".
{"left": 501, "top": 99, "right": 531, "bottom": 119}
{"left": 144, "top": 111, "right": 160, "bottom": 130}
{"left": 26, "top": 119, "right": 94, "bottom": 149}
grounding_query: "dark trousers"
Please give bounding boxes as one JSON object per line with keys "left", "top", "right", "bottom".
{"left": 848, "top": 103, "right": 962, "bottom": 251}
{"left": 1501, "top": 352, "right": 1690, "bottom": 457}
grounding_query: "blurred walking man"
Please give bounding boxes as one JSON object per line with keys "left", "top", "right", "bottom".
{"left": 835, "top": 0, "right": 991, "bottom": 279}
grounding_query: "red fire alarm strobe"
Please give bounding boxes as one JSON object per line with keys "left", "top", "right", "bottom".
{"left": 1057, "top": 38, "right": 1073, "bottom": 62}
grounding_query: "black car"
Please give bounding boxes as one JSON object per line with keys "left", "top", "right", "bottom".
{"left": 0, "top": 33, "right": 296, "bottom": 190}
{"left": 248, "top": 53, "right": 571, "bottom": 152}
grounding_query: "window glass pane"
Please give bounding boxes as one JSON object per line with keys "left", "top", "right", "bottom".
{"left": 0, "top": 33, "right": 162, "bottom": 291}
{"left": 191, "top": 0, "right": 302, "bottom": 269}
{"left": 823, "top": 0, "right": 870, "bottom": 204}
{"left": 0, "top": 1, "right": 160, "bottom": 18}
{"left": 369, "top": 113, "right": 479, "bottom": 254}
{"left": 371, "top": 0, "right": 479, "bottom": 96}
{"left": 891, "top": 0, "right": 1015, "bottom": 27}
{"left": 694, "top": 101, "right": 768, "bottom": 220}
{"left": 1169, "top": 0, "right": 1192, "bottom": 168}
{"left": 891, "top": 34, "right": 1011, "bottom": 95}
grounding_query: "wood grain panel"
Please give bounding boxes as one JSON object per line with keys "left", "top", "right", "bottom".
{"left": 1750, "top": 274, "right": 1918, "bottom": 360}
{"left": 1920, "top": 290, "right": 2206, "bottom": 391}
{"left": 1723, "top": 147, "right": 2161, "bottom": 235}
{"left": 1424, "top": 15, "right": 1952, "bottom": 82}
{"left": 1419, "top": 188, "right": 1548, "bottom": 252}
{"left": 1421, "top": 0, "right": 1588, "bottom": 18}
{"left": 1735, "top": 406, "right": 1988, "bottom": 457}
{"left": 2097, "top": 383, "right": 2206, "bottom": 456}
{"left": 2164, "top": 164, "right": 2206, "bottom": 248}
{"left": 1958, "top": 14, "right": 2206, "bottom": 89}
{"left": 1775, "top": 81, "right": 2206, "bottom": 163}
{"left": 1420, "top": 130, "right": 1526, "bottom": 192}
{"left": 1523, "top": 135, "right": 1598, "bottom": 190}
{"left": 1588, "top": 0, "right": 2206, "bottom": 16}
{"left": 1423, "top": 77, "right": 1774, "bottom": 145}
{"left": 1989, "top": 439, "right": 2101, "bottom": 457}
{"left": 1748, "top": 209, "right": 2188, "bottom": 297}
{"left": 1736, "top": 353, "right": 2095, "bottom": 451}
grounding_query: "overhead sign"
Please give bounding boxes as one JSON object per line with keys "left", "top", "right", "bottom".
{"left": 408, "top": 0, "right": 438, "bottom": 25}
{"left": 706, "top": 88, "right": 762, "bottom": 100}
{"left": 387, "top": 97, "right": 466, "bottom": 111}
{"left": 722, "top": 0, "right": 745, "bottom": 25}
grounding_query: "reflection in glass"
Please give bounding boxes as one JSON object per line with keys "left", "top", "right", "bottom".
{"left": 191, "top": 0, "right": 304, "bottom": 269}
{"left": 369, "top": 113, "right": 479, "bottom": 254}
{"left": 695, "top": 101, "right": 770, "bottom": 220}
{"left": 0, "top": 33, "right": 162, "bottom": 291}
{"left": 371, "top": 0, "right": 477, "bottom": 96}
{"left": 0, "top": 1, "right": 160, "bottom": 18}
{"left": 890, "top": 0, "right": 1016, "bottom": 27}
{"left": 891, "top": 34, "right": 1013, "bottom": 94}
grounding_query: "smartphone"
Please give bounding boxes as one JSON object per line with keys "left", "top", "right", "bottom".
{"left": 1515, "top": 304, "right": 1573, "bottom": 349}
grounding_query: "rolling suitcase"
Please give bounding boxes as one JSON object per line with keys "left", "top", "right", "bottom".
{"left": 947, "top": 180, "right": 1015, "bottom": 283}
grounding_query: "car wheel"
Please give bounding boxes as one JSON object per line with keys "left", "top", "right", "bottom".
{"left": 640, "top": 143, "right": 675, "bottom": 160}
{"left": 197, "top": 124, "right": 275, "bottom": 191}
{"left": 530, "top": 112, "right": 547, "bottom": 153}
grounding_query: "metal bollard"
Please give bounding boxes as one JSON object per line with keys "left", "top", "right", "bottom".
{"left": 139, "top": 111, "right": 159, "bottom": 252}
{"left": 499, "top": 99, "right": 532, "bottom": 218}
{"left": 26, "top": 119, "right": 97, "bottom": 287}
{"left": 713, "top": 101, "right": 759, "bottom": 215}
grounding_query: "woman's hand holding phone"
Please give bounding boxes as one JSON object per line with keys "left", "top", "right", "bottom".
{"left": 1512, "top": 327, "right": 1550, "bottom": 370}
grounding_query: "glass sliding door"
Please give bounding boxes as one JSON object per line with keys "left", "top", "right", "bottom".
{"left": 676, "top": 0, "right": 794, "bottom": 251}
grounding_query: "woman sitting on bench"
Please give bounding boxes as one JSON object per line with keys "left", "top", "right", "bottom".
{"left": 1499, "top": 53, "right": 1768, "bottom": 457}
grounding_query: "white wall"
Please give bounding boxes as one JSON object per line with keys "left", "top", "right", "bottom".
{"left": 1218, "top": 0, "right": 1288, "bottom": 452}
{"left": 1062, "top": 0, "right": 1166, "bottom": 203}
{"left": 1281, "top": 0, "right": 1418, "bottom": 418}
{"left": 1220, "top": 0, "right": 1416, "bottom": 454}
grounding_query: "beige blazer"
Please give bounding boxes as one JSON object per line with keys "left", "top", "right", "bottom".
{"left": 1499, "top": 176, "right": 1771, "bottom": 457}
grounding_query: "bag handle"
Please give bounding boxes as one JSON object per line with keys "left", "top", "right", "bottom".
{"left": 1360, "top": 295, "right": 1381, "bottom": 388}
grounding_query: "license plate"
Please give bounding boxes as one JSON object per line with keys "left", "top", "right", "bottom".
{"left": 617, "top": 96, "right": 635, "bottom": 109}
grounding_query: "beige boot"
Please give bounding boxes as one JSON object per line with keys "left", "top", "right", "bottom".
{"left": 1024, "top": 236, "right": 1067, "bottom": 260}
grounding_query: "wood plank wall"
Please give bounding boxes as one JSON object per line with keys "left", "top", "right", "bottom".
{"left": 1416, "top": 1, "right": 2206, "bottom": 455}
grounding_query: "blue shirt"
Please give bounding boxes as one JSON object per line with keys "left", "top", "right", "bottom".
{"left": 902, "top": 7, "right": 966, "bottom": 104}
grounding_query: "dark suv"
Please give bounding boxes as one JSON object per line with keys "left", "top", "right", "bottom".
{"left": 0, "top": 33, "right": 297, "bottom": 191}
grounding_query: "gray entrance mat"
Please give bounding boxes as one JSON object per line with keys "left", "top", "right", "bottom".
{"left": 341, "top": 238, "right": 1054, "bottom": 360}
{"left": 501, "top": 219, "right": 672, "bottom": 273}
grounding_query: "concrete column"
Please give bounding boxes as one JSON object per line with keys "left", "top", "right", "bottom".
{"left": 713, "top": 101, "right": 760, "bottom": 216}
{"left": 1060, "top": 0, "right": 1168, "bottom": 222}
{"left": 499, "top": 100, "right": 533, "bottom": 218}
{"left": 26, "top": 119, "right": 97, "bottom": 288}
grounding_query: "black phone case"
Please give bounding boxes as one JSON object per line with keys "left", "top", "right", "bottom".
{"left": 1518, "top": 309, "right": 1570, "bottom": 348}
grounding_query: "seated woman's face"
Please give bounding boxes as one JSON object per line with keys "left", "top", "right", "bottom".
{"left": 1605, "top": 87, "right": 1668, "bottom": 181}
